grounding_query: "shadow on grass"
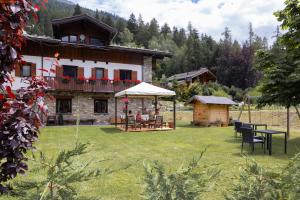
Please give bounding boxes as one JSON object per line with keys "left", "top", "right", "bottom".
{"left": 99, "top": 127, "right": 123, "bottom": 134}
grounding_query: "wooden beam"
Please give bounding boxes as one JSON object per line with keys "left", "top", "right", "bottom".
{"left": 295, "top": 106, "right": 300, "bottom": 120}
{"left": 247, "top": 96, "right": 251, "bottom": 123}
{"left": 287, "top": 106, "right": 290, "bottom": 138}
{"left": 154, "top": 96, "right": 158, "bottom": 114}
{"left": 173, "top": 96, "right": 176, "bottom": 130}
{"left": 115, "top": 97, "right": 117, "bottom": 127}
{"left": 125, "top": 95, "right": 128, "bottom": 132}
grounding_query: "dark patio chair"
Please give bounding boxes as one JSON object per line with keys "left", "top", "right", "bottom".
{"left": 241, "top": 127, "right": 265, "bottom": 153}
{"left": 127, "top": 116, "right": 142, "bottom": 130}
{"left": 234, "top": 121, "right": 243, "bottom": 138}
{"left": 242, "top": 123, "right": 265, "bottom": 140}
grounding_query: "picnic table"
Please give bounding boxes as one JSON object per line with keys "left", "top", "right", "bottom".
{"left": 254, "top": 129, "right": 287, "bottom": 156}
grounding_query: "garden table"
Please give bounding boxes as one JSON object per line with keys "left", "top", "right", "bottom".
{"left": 254, "top": 129, "right": 287, "bottom": 156}
{"left": 248, "top": 123, "right": 268, "bottom": 130}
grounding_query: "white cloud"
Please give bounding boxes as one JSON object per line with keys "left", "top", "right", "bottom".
{"left": 73, "top": 0, "right": 285, "bottom": 43}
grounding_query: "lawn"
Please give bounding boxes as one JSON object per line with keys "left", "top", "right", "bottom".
{"left": 2, "top": 121, "right": 300, "bottom": 200}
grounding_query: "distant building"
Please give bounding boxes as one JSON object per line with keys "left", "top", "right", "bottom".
{"left": 187, "top": 95, "right": 236, "bottom": 126}
{"left": 167, "top": 68, "right": 216, "bottom": 85}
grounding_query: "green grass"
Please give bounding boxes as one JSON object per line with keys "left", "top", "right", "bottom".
{"left": 2, "top": 121, "right": 300, "bottom": 200}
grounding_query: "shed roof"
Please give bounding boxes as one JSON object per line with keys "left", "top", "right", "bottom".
{"left": 167, "top": 68, "right": 216, "bottom": 81}
{"left": 187, "top": 95, "right": 237, "bottom": 105}
{"left": 115, "top": 82, "right": 176, "bottom": 97}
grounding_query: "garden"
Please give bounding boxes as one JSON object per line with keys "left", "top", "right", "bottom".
{"left": 0, "top": 120, "right": 299, "bottom": 199}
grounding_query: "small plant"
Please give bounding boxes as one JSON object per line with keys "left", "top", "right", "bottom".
{"left": 142, "top": 151, "right": 220, "bottom": 200}
{"left": 10, "top": 143, "right": 101, "bottom": 200}
{"left": 225, "top": 153, "right": 300, "bottom": 200}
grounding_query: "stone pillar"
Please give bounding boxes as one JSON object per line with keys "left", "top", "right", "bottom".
{"left": 143, "top": 56, "right": 153, "bottom": 83}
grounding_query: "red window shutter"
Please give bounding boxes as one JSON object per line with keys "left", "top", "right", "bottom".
{"left": 104, "top": 69, "right": 108, "bottom": 78}
{"left": 132, "top": 71, "right": 137, "bottom": 81}
{"left": 15, "top": 63, "right": 21, "bottom": 77}
{"left": 31, "top": 63, "right": 36, "bottom": 77}
{"left": 91, "top": 68, "right": 96, "bottom": 78}
{"left": 114, "top": 70, "right": 120, "bottom": 80}
{"left": 77, "top": 67, "right": 84, "bottom": 78}
{"left": 56, "top": 65, "right": 63, "bottom": 77}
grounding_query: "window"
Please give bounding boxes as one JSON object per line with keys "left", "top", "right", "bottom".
{"left": 61, "top": 36, "right": 69, "bottom": 42}
{"left": 69, "top": 35, "right": 77, "bottom": 43}
{"left": 94, "top": 99, "right": 108, "bottom": 114}
{"left": 63, "top": 65, "right": 77, "bottom": 78}
{"left": 90, "top": 38, "right": 104, "bottom": 46}
{"left": 95, "top": 68, "right": 104, "bottom": 79}
{"left": 21, "top": 65, "right": 31, "bottom": 77}
{"left": 56, "top": 98, "right": 72, "bottom": 114}
{"left": 120, "top": 70, "right": 132, "bottom": 81}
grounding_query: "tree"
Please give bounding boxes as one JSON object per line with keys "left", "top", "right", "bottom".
{"left": 135, "top": 14, "right": 151, "bottom": 47}
{"left": 256, "top": 0, "right": 300, "bottom": 108}
{"left": 0, "top": 0, "right": 49, "bottom": 192}
{"left": 73, "top": 3, "right": 82, "bottom": 16}
{"left": 161, "top": 23, "right": 171, "bottom": 38}
{"left": 127, "top": 13, "right": 138, "bottom": 35}
{"left": 148, "top": 18, "right": 160, "bottom": 39}
{"left": 102, "top": 15, "right": 114, "bottom": 27}
{"left": 173, "top": 27, "right": 186, "bottom": 47}
{"left": 95, "top": 9, "right": 100, "bottom": 20}
{"left": 119, "top": 28, "right": 135, "bottom": 46}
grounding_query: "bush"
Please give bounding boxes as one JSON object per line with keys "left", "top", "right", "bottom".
{"left": 142, "top": 151, "right": 220, "bottom": 200}
{"left": 226, "top": 153, "right": 300, "bottom": 200}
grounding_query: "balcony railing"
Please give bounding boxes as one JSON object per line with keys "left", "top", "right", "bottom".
{"left": 45, "top": 77, "right": 138, "bottom": 93}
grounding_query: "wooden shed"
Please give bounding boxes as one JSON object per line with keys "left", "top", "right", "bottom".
{"left": 187, "top": 96, "right": 236, "bottom": 126}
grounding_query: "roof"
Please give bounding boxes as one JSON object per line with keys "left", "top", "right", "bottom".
{"left": 23, "top": 34, "right": 171, "bottom": 57}
{"left": 115, "top": 82, "right": 176, "bottom": 97}
{"left": 187, "top": 95, "right": 237, "bottom": 105}
{"left": 52, "top": 14, "right": 117, "bottom": 35}
{"left": 167, "top": 68, "right": 216, "bottom": 81}
{"left": 109, "top": 45, "right": 172, "bottom": 58}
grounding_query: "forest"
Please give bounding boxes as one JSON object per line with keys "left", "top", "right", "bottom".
{"left": 27, "top": 0, "right": 279, "bottom": 91}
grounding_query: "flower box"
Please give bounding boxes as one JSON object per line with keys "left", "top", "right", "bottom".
{"left": 88, "top": 77, "right": 96, "bottom": 84}
{"left": 101, "top": 77, "right": 110, "bottom": 84}
{"left": 76, "top": 77, "right": 85, "bottom": 84}
{"left": 61, "top": 76, "right": 71, "bottom": 84}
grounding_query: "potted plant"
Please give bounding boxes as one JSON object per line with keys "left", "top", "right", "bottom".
{"left": 88, "top": 77, "right": 96, "bottom": 84}
{"left": 101, "top": 77, "right": 110, "bottom": 84}
{"left": 113, "top": 78, "right": 121, "bottom": 85}
{"left": 61, "top": 76, "right": 71, "bottom": 84}
{"left": 76, "top": 76, "right": 85, "bottom": 84}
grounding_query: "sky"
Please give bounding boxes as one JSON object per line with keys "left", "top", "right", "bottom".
{"left": 70, "top": 0, "right": 285, "bottom": 43}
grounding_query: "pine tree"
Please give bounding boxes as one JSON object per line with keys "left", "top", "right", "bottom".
{"left": 161, "top": 23, "right": 171, "bottom": 38}
{"left": 73, "top": 4, "right": 82, "bottom": 16}
{"left": 11, "top": 143, "right": 101, "bottom": 199}
{"left": 95, "top": 9, "right": 100, "bottom": 20}
{"left": 127, "top": 13, "right": 138, "bottom": 35}
{"left": 148, "top": 18, "right": 159, "bottom": 39}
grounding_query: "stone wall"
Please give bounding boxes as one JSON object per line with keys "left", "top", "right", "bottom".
{"left": 45, "top": 92, "right": 153, "bottom": 125}
{"left": 143, "top": 56, "right": 153, "bottom": 83}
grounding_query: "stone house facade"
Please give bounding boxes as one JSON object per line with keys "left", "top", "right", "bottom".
{"left": 16, "top": 14, "right": 171, "bottom": 124}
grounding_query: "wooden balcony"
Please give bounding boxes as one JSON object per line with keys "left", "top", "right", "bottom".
{"left": 45, "top": 77, "right": 137, "bottom": 93}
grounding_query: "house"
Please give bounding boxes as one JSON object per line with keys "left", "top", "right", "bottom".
{"left": 167, "top": 68, "right": 216, "bottom": 85}
{"left": 187, "top": 95, "right": 236, "bottom": 126}
{"left": 15, "top": 14, "right": 171, "bottom": 124}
